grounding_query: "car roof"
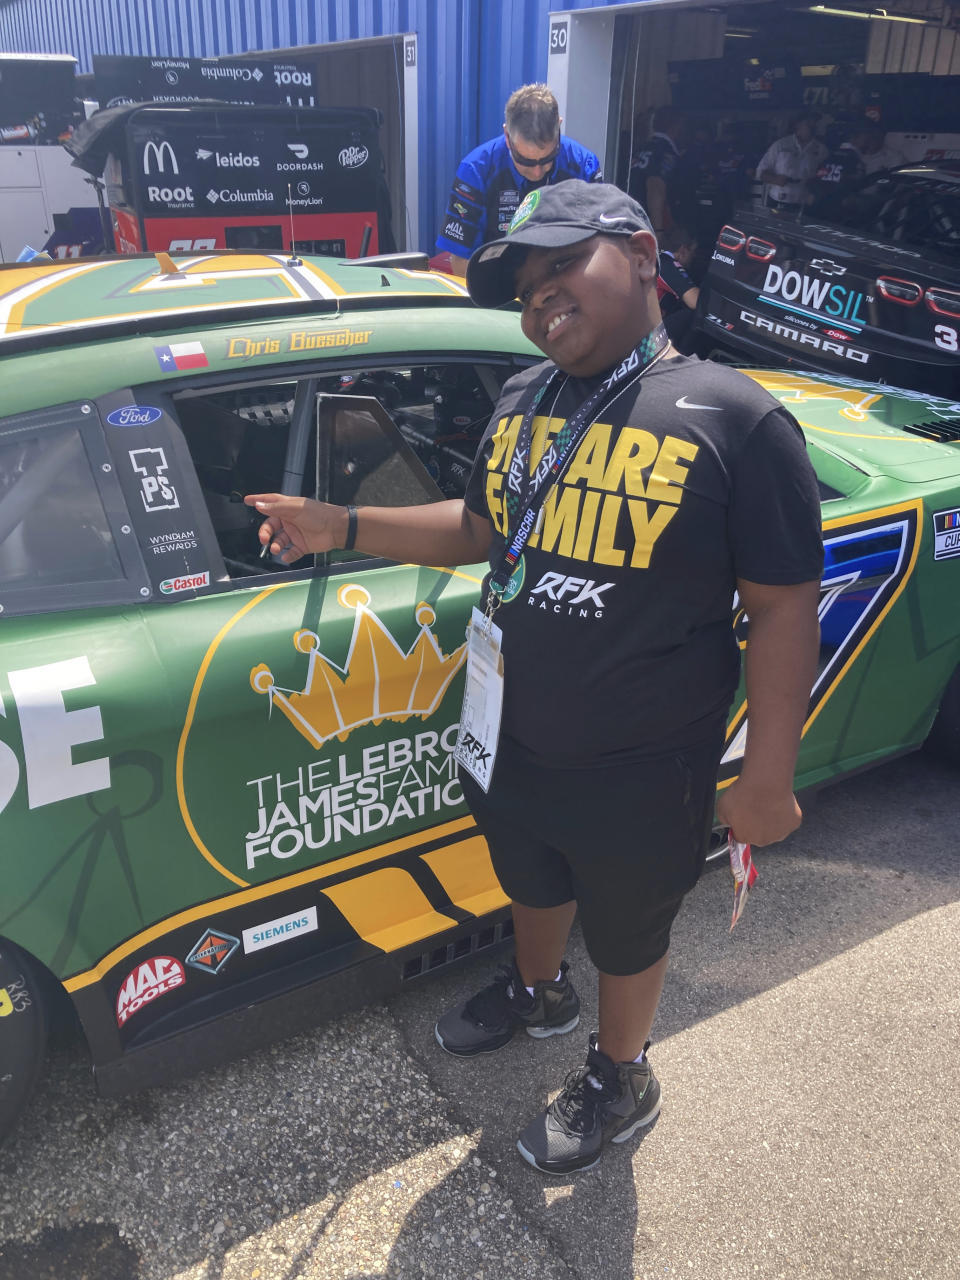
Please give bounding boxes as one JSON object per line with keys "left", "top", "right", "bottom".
{"left": 0, "top": 251, "right": 475, "bottom": 354}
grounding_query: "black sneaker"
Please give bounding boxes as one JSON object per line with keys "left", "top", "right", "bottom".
{"left": 516, "top": 1033, "right": 661, "bottom": 1174}
{"left": 434, "top": 959, "right": 580, "bottom": 1057}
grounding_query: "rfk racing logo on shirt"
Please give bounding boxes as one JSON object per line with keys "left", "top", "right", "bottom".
{"left": 528, "top": 572, "right": 614, "bottom": 618}
{"left": 129, "top": 446, "right": 180, "bottom": 512}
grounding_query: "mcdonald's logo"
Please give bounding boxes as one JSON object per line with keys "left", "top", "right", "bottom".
{"left": 143, "top": 139, "right": 179, "bottom": 176}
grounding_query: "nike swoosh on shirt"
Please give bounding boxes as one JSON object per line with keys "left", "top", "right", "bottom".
{"left": 675, "top": 396, "right": 723, "bottom": 410}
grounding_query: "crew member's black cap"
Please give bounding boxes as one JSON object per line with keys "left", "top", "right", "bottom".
{"left": 466, "top": 179, "right": 657, "bottom": 308}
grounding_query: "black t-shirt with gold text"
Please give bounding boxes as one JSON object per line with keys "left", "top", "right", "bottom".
{"left": 463, "top": 354, "right": 824, "bottom": 764}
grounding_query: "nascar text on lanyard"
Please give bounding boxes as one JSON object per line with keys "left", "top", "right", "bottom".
{"left": 454, "top": 323, "right": 670, "bottom": 792}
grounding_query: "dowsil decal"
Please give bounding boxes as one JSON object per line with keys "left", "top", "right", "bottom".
{"left": 761, "top": 264, "right": 866, "bottom": 324}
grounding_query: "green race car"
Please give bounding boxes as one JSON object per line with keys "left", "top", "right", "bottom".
{"left": 1, "top": 250, "right": 958, "bottom": 1145}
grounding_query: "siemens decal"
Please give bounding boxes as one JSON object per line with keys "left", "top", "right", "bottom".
{"left": 761, "top": 264, "right": 867, "bottom": 324}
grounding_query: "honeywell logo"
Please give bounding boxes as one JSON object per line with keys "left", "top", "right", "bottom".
{"left": 143, "top": 139, "right": 179, "bottom": 175}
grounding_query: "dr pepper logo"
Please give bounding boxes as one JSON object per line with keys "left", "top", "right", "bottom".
{"left": 116, "top": 956, "right": 185, "bottom": 1026}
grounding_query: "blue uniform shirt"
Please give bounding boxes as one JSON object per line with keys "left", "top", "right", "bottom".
{"left": 435, "top": 133, "right": 602, "bottom": 258}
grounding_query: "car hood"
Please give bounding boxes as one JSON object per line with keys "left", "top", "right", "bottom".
{"left": 744, "top": 369, "right": 960, "bottom": 481}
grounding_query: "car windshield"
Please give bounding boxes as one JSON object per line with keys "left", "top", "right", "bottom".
{"left": 826, "top": 167, "right": 960, "bottom": 261}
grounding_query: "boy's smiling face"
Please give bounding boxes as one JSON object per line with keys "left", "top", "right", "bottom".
{"left": 514, "top": 232, "right": 661, "bottom": 378}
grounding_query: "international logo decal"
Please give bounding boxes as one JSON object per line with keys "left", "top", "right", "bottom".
{"left": 186, "top": 928, "right": 240, "bottom": 974}
{"left": 250, "top": 584, "right": 467, "bottom": 748}
{"left": 510, "top": 189, "right": 541, "bottom": 233}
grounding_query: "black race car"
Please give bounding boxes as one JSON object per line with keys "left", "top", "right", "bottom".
{"left": 696, "top": 164, "right": 960, "bottom": 400}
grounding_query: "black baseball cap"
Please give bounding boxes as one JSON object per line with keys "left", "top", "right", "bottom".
{"left": 466, "top": 179, "right": 657, "bottom": 308}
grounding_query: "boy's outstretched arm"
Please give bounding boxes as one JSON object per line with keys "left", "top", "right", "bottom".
{"left": 243, "top": 494, "right": 493, "bottom": 568}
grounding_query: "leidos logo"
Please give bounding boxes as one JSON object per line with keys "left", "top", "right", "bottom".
{"left": 528, "top": 572, "right": 614, "bottom": 618}
{"left": 761, "top": 264, "right": 867, "bottom": 324}
{"left": 143, "top": 139, "right": 178, "bottom": 175}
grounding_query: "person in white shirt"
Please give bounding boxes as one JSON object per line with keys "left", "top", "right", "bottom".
{"left": 756, "top": 114, "right": 828, "bottom": 213}
{"left": 861, "top": 125, "right": 907, "bottom": 176}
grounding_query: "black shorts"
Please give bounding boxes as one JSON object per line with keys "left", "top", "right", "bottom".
{"left": 460, "top": 731, "right": 724, "bottom": 976}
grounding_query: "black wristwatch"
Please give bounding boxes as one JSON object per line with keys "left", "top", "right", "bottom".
{"left": 343, "top": 504, "right": 358, "bottom": 551}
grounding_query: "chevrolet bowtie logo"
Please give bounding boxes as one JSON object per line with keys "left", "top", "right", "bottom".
{"left": 810, "top": 258, "right": 846, "bottom": 277}
{"left": 250, "top": 584, "right": 467, "bottom": 748}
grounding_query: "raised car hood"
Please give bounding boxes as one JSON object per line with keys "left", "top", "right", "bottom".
{"left": 745, "top": 369, "right": 960, "bottom": 482}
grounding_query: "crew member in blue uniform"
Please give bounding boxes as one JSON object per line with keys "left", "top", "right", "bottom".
{"left": 435, "top": 83, "right": 601, "bottom": 277}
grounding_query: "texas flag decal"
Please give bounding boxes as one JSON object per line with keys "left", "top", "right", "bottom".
{"left": 154, "top": 340, "right": 208, "bottom": 371}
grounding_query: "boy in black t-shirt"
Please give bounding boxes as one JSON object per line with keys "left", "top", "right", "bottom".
{"left": 245, "top": 182, "right": 823, "bottom": 1176}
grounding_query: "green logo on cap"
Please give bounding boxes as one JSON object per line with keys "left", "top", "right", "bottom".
{"left": 509, "top": 189, "right": 541, "bottom": 233}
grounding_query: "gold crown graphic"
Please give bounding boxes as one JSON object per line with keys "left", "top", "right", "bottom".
{"left": 250, "top": 583, "right": 468, "bottom": 748}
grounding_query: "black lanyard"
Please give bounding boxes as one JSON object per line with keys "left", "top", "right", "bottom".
{"left": 487, "top": 323, "right": 670, "bottom": 609}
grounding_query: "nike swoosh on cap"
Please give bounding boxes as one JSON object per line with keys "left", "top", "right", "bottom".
{"left": 598, "top": 213, "right": 630, "bottom": 224}
{"left": 676, "top": 396, "right": 723, "bottom": 410}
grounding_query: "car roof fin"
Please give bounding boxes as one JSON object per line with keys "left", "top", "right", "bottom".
{"left": 154, "top": 252, "right": 182, "bottom": 276}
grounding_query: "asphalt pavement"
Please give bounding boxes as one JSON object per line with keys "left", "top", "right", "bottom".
{"left": 0, "top": 749, "right": 957, "bottom": 1280}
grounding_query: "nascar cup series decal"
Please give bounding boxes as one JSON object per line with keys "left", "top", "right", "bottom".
{"left": 177, "top": 578, "right": 470, "bottom": 888}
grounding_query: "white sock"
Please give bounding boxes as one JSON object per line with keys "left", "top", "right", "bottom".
{"left": 524, "top": 968, "right": 562, "bottom": 996}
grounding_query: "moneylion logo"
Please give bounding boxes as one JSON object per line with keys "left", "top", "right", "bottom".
{"left": 249, "top": 584, "right": 467, "bottom": 748}
{"left": 143, "top": 139, "right": 178, "bottom": 175}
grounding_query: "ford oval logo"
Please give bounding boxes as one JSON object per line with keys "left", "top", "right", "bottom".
{"left": 106, "top": 405, "right": 163, "bottom": 427}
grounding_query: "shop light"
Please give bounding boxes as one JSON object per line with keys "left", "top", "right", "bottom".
{"left": 808, "top": 6, "right": 935, "bottom": 23}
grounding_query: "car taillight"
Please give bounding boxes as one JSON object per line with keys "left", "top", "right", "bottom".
{"left": 718, "top": 225, "right": 746, "bottom": 252}
{"left": 876, "top": 276, "right": 922, "bottom": 305}
{"left": 745, "top": 237, "right": 776, "bottom": 261}
{"left": 925, "top": 287, "right": 960, "bottom": 319}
